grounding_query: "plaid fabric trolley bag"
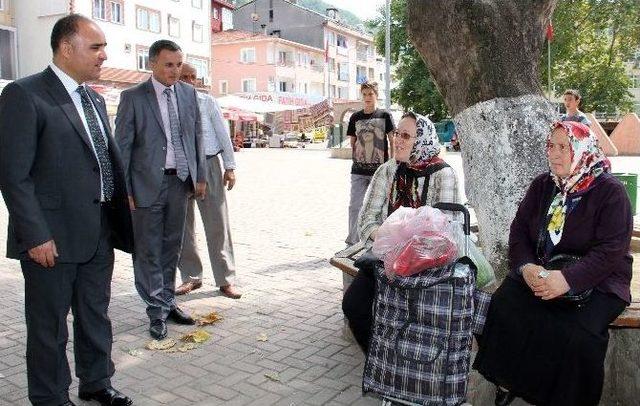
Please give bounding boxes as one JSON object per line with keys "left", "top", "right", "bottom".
{"left": 362, "top": 203, "right": 491, "bottom": 406}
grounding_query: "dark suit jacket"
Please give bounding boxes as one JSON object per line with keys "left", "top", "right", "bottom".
{"left": 115, "top": 78, "right": 205, "bottom": 208}
{"left": 508, "top": 172, "right": 633, "bottom": 303}
{"left": 0, "top": 67, "right": 134, "bottom": 262}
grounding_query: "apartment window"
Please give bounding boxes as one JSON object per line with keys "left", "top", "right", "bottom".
{"left": 212, "top": 7, "right": 219, "bottom": 20}
{"left": 187, "top": 56, "right": 209, "bottom": 82}
{"left": 240, "top": 48, "right": 256, "bottom": 63}
{"left": 369, "top": 68, "right": 375, "bottom": 80}
{"left": 326, "top": 31, "right": 335, "bottom": 45}
{"left": 337, "top": 34, "right": 347, "bottom": 48}
{"left": 268, "top": 77, "right": 275, "bottom": 92}
{"left": 93, "top": 0, "right": 106, "bottom": 20}
{"left": 168, "top": 15, "right": 180, "bottom": 37}
{"left": 269, "top": 10, "right": 274, "bottom": 22}
{"left": 219, "top": 80, "right": 228, "bottom": 95}
{"left": 278, "top": 81, "right": 289, "bottom": 92}
{"left": 137, "top": 47, "right": 150, "bottom": 71}
{"left": 242, "top": 78, "right": 256, "bottom": 92}
{"left": 328, "top": 58, "right": 335, "bottom": 72}
{"left": 338, "top": 62, "right": 349, "bottom": 81}
{"left": 110, "top": 1, "right": 124, "bottom": 24}
{"left": 137, "top": 7, "right": 161, "bottom": 33}
{"left": 192, "top": 22, "right": 203, "bottom": 42}
{"left": 192, "top": 0, "right": 202, "bottom": 8}
{"left": 338, "top": 86, "right": 349, "bottom": 99}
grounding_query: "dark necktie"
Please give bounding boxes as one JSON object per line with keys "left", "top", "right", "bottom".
{"left": 163, "top": 88, "right": 189, "bottom": 182}
{"left": 77, "top": 86, "right": 114, "bottom": 201}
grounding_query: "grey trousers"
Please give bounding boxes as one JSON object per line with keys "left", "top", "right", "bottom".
{"left": 178, "top": 155, "right": 236, "bottom": 287}
{"left": 22, "top": 209, "right": 115, "bottom": 406}
{"left": 346, "top": 174, "right": 372, "bottom": 245}
{"left": 132, "top": 174, "right": 189, "bottom": 321}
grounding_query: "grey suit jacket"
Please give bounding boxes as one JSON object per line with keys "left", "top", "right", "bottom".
{"left": 115, "top": 78, "right": 205, "bottom": 207}
{"left": 0, "top": 67, "right": 134, "bottom": 262}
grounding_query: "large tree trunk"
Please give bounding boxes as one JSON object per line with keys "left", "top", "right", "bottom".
{"left": 405, "top": 2, "right": 635, "bottom": 405}
{"left": 406, "top": 0, "right": 557, "bottom": 278}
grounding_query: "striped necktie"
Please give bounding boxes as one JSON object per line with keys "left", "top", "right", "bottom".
{"left": 163, "top": 88, "right": 189, "bottom": 182}
{"left": 77, "top": 86, "right": 114, "bottom": 201}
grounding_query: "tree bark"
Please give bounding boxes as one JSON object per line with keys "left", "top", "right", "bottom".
{"left": 407, "top": 0, "right": 557, "bottom": 116}
{"left": 406, "top": 0, "right": 557, "bottom": 278}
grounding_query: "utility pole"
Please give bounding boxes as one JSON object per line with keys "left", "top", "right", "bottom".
{"left": 385, "top": 0, "right": 391, "bottom": 111}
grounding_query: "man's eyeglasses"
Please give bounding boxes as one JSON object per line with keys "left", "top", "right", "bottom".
{"left": 393, "top": 130, "right": 415, "bottom": 141}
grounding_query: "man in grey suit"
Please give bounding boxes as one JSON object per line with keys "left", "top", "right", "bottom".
{"left": 116, "top": 40, "right": 206, "bottom": 340}
{"left": 0, "top": 15, "right": 133, "bottom": 406}
{"left": 175, "top": 63, "right": 242, "bottom": 299}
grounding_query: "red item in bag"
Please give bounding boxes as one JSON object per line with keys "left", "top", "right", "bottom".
{"left": 391, "top": 231, "right": 457, "bottom": 277}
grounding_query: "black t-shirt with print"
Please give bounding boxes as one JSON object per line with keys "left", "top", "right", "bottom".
{"left": 347, "top": 109, "right": 395, "bottom": 176}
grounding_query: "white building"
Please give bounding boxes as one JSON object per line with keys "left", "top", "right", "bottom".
{"left": 14, "top": 0, "right": 212, "bottom": 114}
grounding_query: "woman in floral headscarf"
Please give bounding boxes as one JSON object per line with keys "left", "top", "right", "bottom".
{"left": 474, "top": 121, "right": 633, "bottom": 406}
{"left": 342, "top": 112, "right": 461, "bottom": 353}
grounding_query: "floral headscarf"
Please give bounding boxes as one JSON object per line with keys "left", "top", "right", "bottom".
{"left": 546, "top": 121, "right": 610, "bottom": 245}
{"left": 389, "top": 114, "right": 445, "bottom": 213}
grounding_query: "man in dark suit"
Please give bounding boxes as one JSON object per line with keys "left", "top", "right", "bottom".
{"left": 0, "top": 14, "right": 133, "bottom": 406}
{"left": 116, "top": 40, "right": 206, "bottom": 340}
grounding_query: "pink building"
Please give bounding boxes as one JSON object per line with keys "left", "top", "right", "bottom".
{"left": 211, "top": 29, "right": 325, "bottom": 100}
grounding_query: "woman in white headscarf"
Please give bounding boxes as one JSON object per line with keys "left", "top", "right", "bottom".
{"left": 342, "top": 112, "right": 461, "bottom": 353}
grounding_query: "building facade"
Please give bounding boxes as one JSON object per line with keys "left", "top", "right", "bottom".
{"left": 232, "top": 0, "right": 386, "bottom": 104}
{"left": 212, "top": 29, "right": 324, "bottom": 100}
{"left": 13, "top": 0, "right": 212, "bottom": 114}
{"left": 211, "top": 0, "right": 234, "bottom": 33}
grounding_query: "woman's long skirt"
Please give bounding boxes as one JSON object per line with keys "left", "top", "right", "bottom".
{"left": 473, "top": 276, "right": 625, "bottom": 406}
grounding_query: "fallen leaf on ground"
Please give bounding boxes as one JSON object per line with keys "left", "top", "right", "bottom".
{"left": 178, "top": 342, "right": 198, "bottom": 352}
{"left": 126, "top": 348, "right": 143, "bottom": 357}
{"left": 256, "top": 333, "right": 268, "bottom": 342}
{"left": 145, "top": 338, "right": 176, "bottom": 351}
{"left": 264, "top": 372, "right": 280, "bottom": 382}
{"left": 197, "top": 311, "right": 223, "bottom": 326}
{"left": 180, "top": 329, "right": 211, "bottom": 343}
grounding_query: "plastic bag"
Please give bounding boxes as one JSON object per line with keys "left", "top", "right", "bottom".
{"left": 450, "top": 223, "right": 496, "bottom": 288}
{"left": 372, "top": 206, "right": 458, "bottom": 278}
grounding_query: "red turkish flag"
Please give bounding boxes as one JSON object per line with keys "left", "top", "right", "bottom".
{"left": 546, "top": 21, "right": 554, "bottom": 41}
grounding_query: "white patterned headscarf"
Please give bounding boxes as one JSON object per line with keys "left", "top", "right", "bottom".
{"left": 409, "top": 114, "right": 441, "bottom": 166}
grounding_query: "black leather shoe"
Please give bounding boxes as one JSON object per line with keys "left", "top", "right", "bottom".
{"left": 149, "top": 319, "right": 167, "bottom": 339}
{"left": 79, "top": 387, "right": 132, "bottom": 406}
{"left": 168, "top": 307, "right": 195, "bottom": 325}
{"left": 495, "top": 386, "right": 516, "bottom": 406}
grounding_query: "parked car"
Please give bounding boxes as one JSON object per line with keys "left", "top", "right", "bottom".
{"left": 283, "top": 135, "right": 301, "bottom": 148}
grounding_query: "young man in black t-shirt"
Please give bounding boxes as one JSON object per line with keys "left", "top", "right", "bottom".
{"left": 345, "top": 81, "right": 395, "bottom": 245}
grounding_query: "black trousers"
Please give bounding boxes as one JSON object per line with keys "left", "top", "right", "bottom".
{"left": 342, "top": 266, "right": 376, "bottom": 353}
{"left": 21, "top": 208, "right": 115, "bottom": 406}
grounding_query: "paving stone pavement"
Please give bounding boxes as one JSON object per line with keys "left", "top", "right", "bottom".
{"left": 0, "top": 148, "right": 379, "bottom": 406}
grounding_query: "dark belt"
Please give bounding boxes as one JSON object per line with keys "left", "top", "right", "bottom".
{"left": 164, "top": 168, "right": 177, "bottom": 175}
{"left": 206, "top": 150, "right": 223, "bottom": 160}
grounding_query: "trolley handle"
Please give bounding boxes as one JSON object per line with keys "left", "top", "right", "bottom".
{"left": 432, "top": 202, "right": 470, "bottom": 236}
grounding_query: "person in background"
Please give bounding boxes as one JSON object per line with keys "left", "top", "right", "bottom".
{"left": 561, "top": 89, "right": 591, "bottom": 126}
{"left": 176, "top": 63, "right": 242, "bottom": 299}
{"left": 345, "top": 81, "right": 395, "bottom": 246}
